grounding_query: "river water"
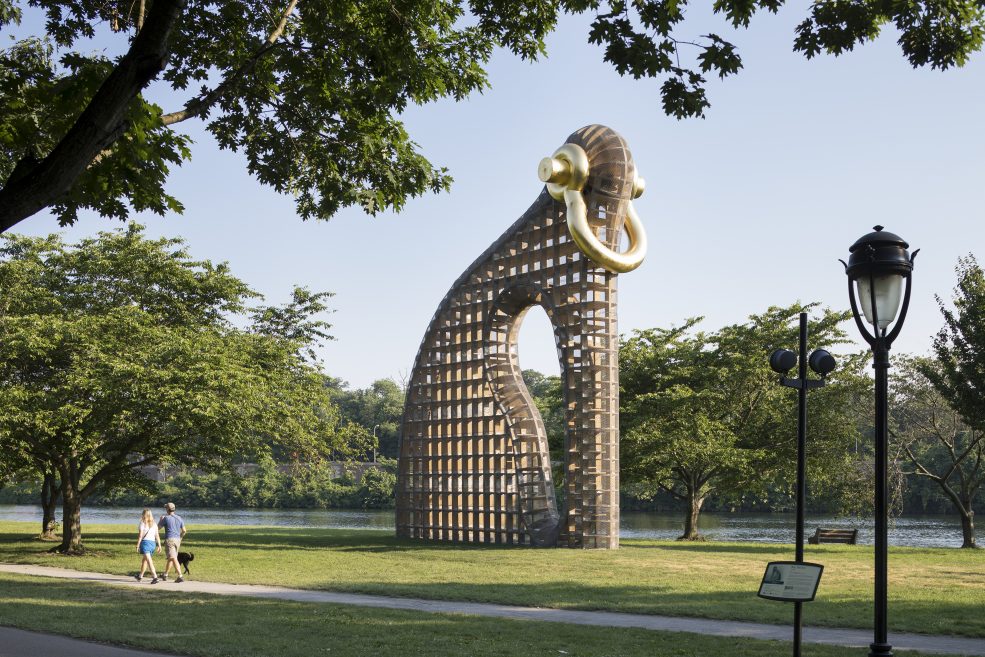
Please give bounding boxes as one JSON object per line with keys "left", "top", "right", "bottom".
{"left": 0, "top": 505, "right": 967, "bottom": 548}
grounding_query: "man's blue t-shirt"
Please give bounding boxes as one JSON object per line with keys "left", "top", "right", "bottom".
{"left": 159, "top": 513, "right": 185, "bottom": 539}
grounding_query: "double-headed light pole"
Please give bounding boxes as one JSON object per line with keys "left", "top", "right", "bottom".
{"left": 769, "top": 314, "right": 836, "bottom": 657}
{"left": 841, "top": 226, "right": 918, "bottom": 657}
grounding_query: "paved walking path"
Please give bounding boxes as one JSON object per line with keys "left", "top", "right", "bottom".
{"left": 1, "top": 563, "right": 982, "bottom": 656}
{"left": 0, "top": 626, "right": 180, "bottom": 657}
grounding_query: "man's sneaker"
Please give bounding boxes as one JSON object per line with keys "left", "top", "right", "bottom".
{"left": 160, "top": 574, "right": 167, "bottom": 581}
{"left": 134, "top": 575, "right": 142, "bottom": 582}
{"left": 151, "top": 577, "right": 159, "bottom": 584}
{"left": 175, "top": 577, "right": 184, "bottom": 583}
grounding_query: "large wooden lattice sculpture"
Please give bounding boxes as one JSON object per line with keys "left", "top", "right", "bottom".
{"left": 396, "top": 125, "right": 647, "bottom": 548}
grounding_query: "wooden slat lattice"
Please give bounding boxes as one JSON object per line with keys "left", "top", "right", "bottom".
{"left": 397, "top": 125, "right": 638, "bottom": 548}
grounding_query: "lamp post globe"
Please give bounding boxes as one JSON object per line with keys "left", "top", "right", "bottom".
{"left": 844, "top": 226, "right": 916, "bottom": 339}
{"left": 843, "top": 226, "right": 917, "bottom": 657}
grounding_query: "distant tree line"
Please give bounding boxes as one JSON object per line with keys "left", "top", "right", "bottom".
{"left": 327, "top": 377, "right": 405, "bottom": 460}
{"left": 1, "top": 457, "right": 397, "bottom": 510}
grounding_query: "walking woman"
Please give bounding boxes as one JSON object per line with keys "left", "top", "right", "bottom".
{"left": 135, "top": 508, "right": 161, "bottom": 583}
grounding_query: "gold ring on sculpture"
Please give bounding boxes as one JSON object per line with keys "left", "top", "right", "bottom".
{"left": 538, "top": 144, "right": 648, "bottom": 274}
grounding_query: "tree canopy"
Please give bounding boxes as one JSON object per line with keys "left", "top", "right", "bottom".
{"left": 0, "top": 225, "right": 358, "bottom": 551}
{"left": 903, "top": 254, "right": 985, "bottom": 548}
{"left": 620, "top": 303, "right": 870, "bottom": 539}
{"left": 923, "top": 255, "right": 985, "bottom": 433}
{"left": 330, "top": 377, "right": 406, "bottom": 459}
{"left": 2, "top": 0, "right": 983, "bottom": 232}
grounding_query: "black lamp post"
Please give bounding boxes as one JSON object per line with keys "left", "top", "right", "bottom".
{"left": 769, "top": 313, "right": 836, "bottom": 657}
{"left": 841, "top": 226, "right": 918, "bottom": 657}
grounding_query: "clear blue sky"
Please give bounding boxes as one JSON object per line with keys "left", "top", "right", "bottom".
{"left": 12, "top": 6, "right": 985, "bottom": 388}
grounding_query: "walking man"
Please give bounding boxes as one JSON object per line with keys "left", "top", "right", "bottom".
{"left": 158, "top": 502, "right": 187, "bottom": 583}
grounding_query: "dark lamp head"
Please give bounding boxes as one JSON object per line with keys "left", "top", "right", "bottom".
{"left": 769, "top": 349, "right": 797, "bottom": 375}
{"left": 808, "top": 349, "right": 836, "bottom": 376}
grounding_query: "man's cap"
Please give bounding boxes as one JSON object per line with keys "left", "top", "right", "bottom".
{"left": 164, "top": 502, "right": 176, "bottom": 511}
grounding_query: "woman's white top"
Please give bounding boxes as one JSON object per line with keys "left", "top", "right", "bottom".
{"left": 138, "top": 521, "right": 160, "bottom": 542}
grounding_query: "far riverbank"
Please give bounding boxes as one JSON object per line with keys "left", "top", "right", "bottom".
{"left": 0, "top": 505, "right": 967, "bottom": 547}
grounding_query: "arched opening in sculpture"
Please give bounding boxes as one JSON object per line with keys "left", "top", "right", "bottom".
{"left": 516, "top": 305, "right": 565, "bottom": 509}
{"left": 483, "top": 284, "right": 568, "bottom": 546}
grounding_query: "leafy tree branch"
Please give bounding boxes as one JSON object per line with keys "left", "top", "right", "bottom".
{"left": 161, "top": 0, "right": 298, "bottom": 126}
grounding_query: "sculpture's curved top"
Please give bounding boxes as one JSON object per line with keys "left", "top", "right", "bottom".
{"left": 561, "top": 125, "right": 638, "bottom": 199}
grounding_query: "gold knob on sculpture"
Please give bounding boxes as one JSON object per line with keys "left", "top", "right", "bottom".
{"left": 538, "top": 157, "right": 570, "bottom": 185}
{"left": 539, "top": 144, "right": 589, "bottom": 202}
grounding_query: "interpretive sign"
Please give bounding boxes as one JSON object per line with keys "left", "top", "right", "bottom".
{"left": 757, "top": 561, "right": 824, "bottom": 603}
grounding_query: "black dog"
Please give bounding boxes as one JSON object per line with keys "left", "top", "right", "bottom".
{"left": 177, "top": 551, "right": 194, "bottom": 575}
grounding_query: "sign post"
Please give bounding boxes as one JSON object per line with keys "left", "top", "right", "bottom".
{"left": 767, "top": 313, "right": 836, "bottom": 657}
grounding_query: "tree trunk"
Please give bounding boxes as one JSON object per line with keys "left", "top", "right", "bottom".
{"left": 39, "top": 472, "right": 61, "bottom": 540}
{"left": 56, "top": 476, "right": 84, "bottom": 554}
{"left": 680, "top": 489, "right": 705, "bottom": 540}
{"left": 959, "top": 509, "right": 976, "bottom": 549}
{"left": 931, "top": 478, "right": 979, "bottom": 549}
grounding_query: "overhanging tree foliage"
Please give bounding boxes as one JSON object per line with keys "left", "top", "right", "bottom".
{"left": 2, "top": 1, "right": 983, "bottom": 231}
{"left": 0, "top": 225, "right": 360, "bottom": 552}
{"left": 620, "top": 304, "right": 870, "bottom": 540}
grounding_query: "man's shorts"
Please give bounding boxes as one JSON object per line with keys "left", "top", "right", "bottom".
{"left": 165, "top": 538, "right": 181, "bottom": 558}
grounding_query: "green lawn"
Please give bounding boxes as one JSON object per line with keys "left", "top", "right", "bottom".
{"left": 0, "top": 573, "right": 964, "bottom": 657}
{"left": 0, "top": 521, "right": 981, "bottom": 638}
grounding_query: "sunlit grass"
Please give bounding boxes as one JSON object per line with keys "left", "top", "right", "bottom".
{"left": 1, "top": 521, "right": 982, "bottom": 637}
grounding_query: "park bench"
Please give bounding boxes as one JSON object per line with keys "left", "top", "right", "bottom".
{"left": 808, "top": 528, "right": 858, "bottom": 545}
